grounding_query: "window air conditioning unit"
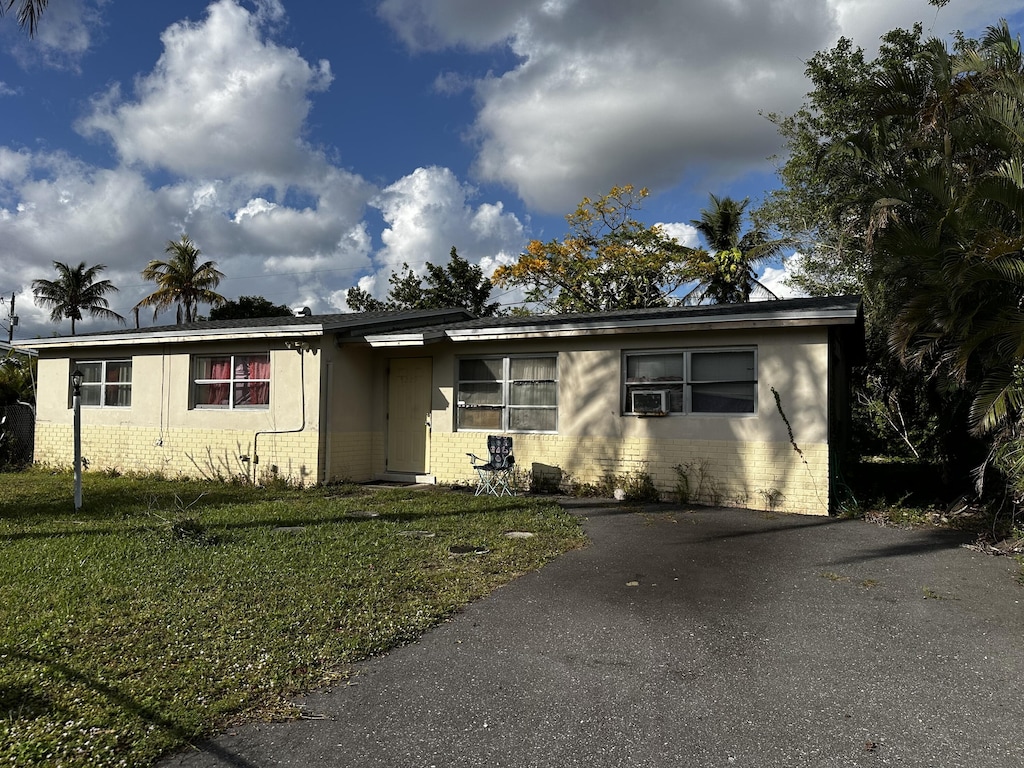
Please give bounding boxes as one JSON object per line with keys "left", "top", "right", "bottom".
{"left": 631, "top": 390, "right": 668, "bottom": 414}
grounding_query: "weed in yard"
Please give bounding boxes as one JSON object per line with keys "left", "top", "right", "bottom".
{"left": 0, "top": 467, "right": 585, "bottom": 767}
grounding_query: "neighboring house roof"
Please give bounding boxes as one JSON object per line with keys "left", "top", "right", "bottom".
{"left": 361, "top": 296, "right": 863, "bottom": 347}
{"left": 13, "top": 308, "right": 474, "bottom": 351}
{"left": 1, "top": 341, "right": 37, "bottom": 358}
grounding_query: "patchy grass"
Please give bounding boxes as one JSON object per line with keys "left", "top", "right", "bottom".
{"left": 0, "top": 468, "right": 585, "bottom": 767}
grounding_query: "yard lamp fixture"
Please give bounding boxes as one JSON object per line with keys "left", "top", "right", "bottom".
{"left": 71, "top": 369, "right": 84, "bottom": 511}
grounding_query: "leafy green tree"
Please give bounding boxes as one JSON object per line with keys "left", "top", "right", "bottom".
{"left": 798, "top": 19, "right": 1024, "bottom": 489}
{"left": 135, "top": 235, "right": 226, "bottom": 324}
{"left": 208, "top": 296, "right": 294, "bottom": 321}
{"left": 31, "top": 261, "right": 125, "bottom": 335}
{"left": 347, "top": 247, "right": 501, "bottom": 316}
{"left": 864, "top": 22, "right": 1024, "bottom": 435}
{"left": 756, "top": 24, "right": 974, "bottom": 471}
{"left": 0, "top": 353, "right": 35, "bottom": 406}
{"left": 756, "top": 26, "right": 930, "bottom": 298}
{"left": 685, "top": 194, "right": 785, "bottom": 304}
{"left": 1, "top": 0, "right": 47, "bottom": 36}
{"left": 493, "top": 185, "right": 693, "bottom": 313}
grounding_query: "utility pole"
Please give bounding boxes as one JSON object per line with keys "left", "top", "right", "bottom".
{"left": 8, "top": 292, "right": 16, "bottom": 343}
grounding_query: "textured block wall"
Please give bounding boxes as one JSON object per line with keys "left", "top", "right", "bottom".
{"left": 431, "top": 432, "right": 830, "bottom": 516}
{"left": 34, "top": 423, "right": 321, "bottom": 486}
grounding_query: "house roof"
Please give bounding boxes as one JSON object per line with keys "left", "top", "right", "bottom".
{"left": 13, "top": 308, "right": 474, "bottom": 351}
{"left": 361, "top": 296, "right": 863, "bottom": 347}
{"left": 13, "top": 297, "right": 863, "bottom": 353}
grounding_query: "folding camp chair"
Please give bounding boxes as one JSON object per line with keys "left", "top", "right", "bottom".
{"left": 467, "top": 436, "right": 515, "bottom": 496}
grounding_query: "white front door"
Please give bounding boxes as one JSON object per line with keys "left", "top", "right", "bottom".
{"left": 387, "top": 358, "right": 432, "bottom": 474}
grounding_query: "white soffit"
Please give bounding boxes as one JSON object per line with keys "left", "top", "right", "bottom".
{"left": 16, "top": 324, "right": 325, "bottom": 351}
{"left": 441, "top": 307, "right": 859, "bottom": 343}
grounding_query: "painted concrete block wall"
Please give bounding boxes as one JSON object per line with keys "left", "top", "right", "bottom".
{"left": 431, "top": 432, "right": 830, "bottom": 516}
{"left": 34, "top": 423, "right": 320, "bottom": 485}
{"left": 421, "top": 326, "right": 833, "bottom": 515}
{"left": 325, "top": 431, "right": 376, "bottom": 483}
{"left": 34, "top": 342, "right": 323, "bottom": 484}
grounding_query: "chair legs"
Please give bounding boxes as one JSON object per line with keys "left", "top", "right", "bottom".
{"left": 490, "top": 467, "right": 514, "bottom": 497}
{"left": 470, "top": 465, "right": 514, "bottom": 496}
{"left": 467, "top": 446, "right": 515, "bottom": 497}
{"left": 473, "top": 466, "right": 496, "bottom": 496}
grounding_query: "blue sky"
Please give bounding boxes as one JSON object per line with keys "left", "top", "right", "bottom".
{"left": 2, "top": 0, "right": 1023, "bottom": 339}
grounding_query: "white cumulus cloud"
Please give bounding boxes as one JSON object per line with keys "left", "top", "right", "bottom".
{"left": 77, "top": 0, "right": 332, "bottom": 185}
{"left": 379, "top": 0, "right": 1024, "bottom": 212}
{"left": 335, "top": 166, "right": 526, "bottom": 309}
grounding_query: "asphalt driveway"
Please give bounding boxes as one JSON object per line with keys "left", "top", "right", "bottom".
{"left": 161, "top": 502, "right": 1024, "bottom": 768}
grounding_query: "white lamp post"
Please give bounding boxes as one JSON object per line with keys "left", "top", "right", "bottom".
{"left": 71, "top": 368, "right": 83, "bottom": 511}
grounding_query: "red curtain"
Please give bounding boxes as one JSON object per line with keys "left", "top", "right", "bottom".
{"left": 196, "top": 357, "right": 232, "bottom": 406}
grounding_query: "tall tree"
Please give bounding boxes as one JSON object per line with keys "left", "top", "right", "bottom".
{"left": 208, "top": 296, "right": 294, "bottom": 321}
{"left": 793, "top": 19, "right": 1024, "bottom": 487}
{"left": 135, "top": 235, "right": 226, "bottom": 324}
{"left": 864, "top": 22, "right": 1024, "bottom": 435}
{"left": 756, "top": 23, "right": 965, "bottom": 467}
{"left": 684, "top": 194, "right": 785, "bottom": 304}
{"left": 757, "top": 26, "right": 931, "bottom": 298}
{"left": 31, "top": 261, "right": 125, "bottom": 335}
{"left": 347, "top": 247, "right": 501, "bottom": 316}
{"left": 1, "top": 0, "right": 47, "bottom": 36}
{"left": 493, "top": 185, "right": 693, "bottom": 313}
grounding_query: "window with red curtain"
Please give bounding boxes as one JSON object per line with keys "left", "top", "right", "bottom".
{"left": 193, "top": 354, "right": 270, "bottom": 409}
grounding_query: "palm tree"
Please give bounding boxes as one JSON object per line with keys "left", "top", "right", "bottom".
{"left": 863, "top": 21, "right": 1024, "bottom": 434}
{"left": 684, "top": 194, "right": 786, "bottom": 304}
{"left": 135, "top": 235, "right": 226, "bottom": 324}
{"left": 31, "top": 261, "right": 125, "bottom": 335}
{"left": 1, "top": 0, "right": 47, "bottom": 36}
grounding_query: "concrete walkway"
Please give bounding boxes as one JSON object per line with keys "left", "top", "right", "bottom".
{"left": 160, "top": 503, "right": 1024, "bottom": 768}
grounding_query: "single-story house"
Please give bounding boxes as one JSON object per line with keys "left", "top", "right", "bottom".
{"left": 18, "top": 296, "right": 862, "bottom": 515}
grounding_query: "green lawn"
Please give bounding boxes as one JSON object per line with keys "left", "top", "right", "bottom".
{"left": 0, "top": 469, "right": 586, "bottom": 767}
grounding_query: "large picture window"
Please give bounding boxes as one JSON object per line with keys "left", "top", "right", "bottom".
{"left": 457, "top": 355, "right": 557, "bottom": 432}
{"left": 623, "top": 348, "right": 756, "bottom": 415}
{"left": 193, "top": 354, "right": 270, "bottom": 409}
{"left": 72, "top": 360, "right": 132, "bottom": 408}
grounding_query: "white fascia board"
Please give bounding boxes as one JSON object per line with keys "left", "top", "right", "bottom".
{"left": 362, "top": 330, "right": 446, "bottom": 348}
{"left": 18, "top": 324, "right": 326, "bottom": 350}
{"left": 443, "top": 308, "right": 860, "bottom": 342}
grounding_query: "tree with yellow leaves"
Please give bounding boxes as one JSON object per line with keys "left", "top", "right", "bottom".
{"left": 492, "top": 185, "right": 695, "bottom": 313}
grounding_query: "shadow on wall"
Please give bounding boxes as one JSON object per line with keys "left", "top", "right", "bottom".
{"left": 185, "top": 443, "right": 312, "bottom": 486}
{"left": 557, "top": 339, "right": 831, "bottom": 513}
{"left": 186, "top": 441, "right": 252, "bottom": 483}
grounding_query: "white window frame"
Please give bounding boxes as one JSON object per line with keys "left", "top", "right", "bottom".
{"left": 70, "top": 359, "right": 132, "bottom": 408}
{"left": 191, "top": 353, "right": 271, "bottom": 410}
{"left": 456, "top": 354, "right": 558, "bottom": 433}
{"left": 623, "top": 347, "right": 757, "bottom": 416}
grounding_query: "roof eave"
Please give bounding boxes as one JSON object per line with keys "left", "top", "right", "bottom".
{"left": 362, "top": 330, "right": 447, "bottom": 348}
{"left": 17, "top": 324, "right": 326, "bottom": 351}
{"left": 443, "top": 307, "right": 860, "bottom": 342}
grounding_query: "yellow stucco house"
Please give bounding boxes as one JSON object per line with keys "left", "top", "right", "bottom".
{"left": 20, "top": 296, "right": 862, "bottom": 515}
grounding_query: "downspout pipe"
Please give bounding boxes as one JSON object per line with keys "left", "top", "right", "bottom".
{"left": 252, "top": 342, "right": 308, "bottom": 484}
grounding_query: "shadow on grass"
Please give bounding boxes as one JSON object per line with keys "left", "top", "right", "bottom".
{"left": 0, "top": 494, "right": 557, "bottom": 542}
{"left": 3, "top": 648, "right": 260, "bottom": 768}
